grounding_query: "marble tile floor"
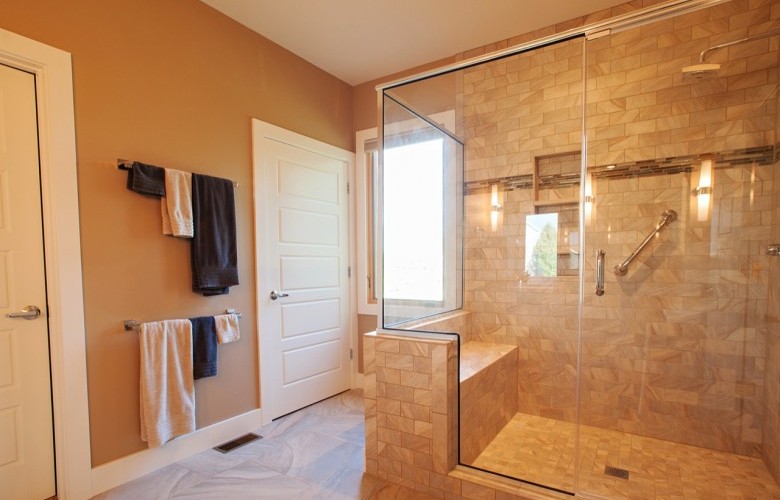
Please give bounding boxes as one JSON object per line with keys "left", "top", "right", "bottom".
{"left": 469, "top": 412, "right": 780, "bottom": 499}
{"left": 93, "top": 390, "right": 437, "bottom": 500}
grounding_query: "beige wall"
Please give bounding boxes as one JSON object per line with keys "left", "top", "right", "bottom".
{"left": 1, "top": 0, "right": 353, "bottom": 466}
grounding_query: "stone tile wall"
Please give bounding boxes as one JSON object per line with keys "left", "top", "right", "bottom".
{"left": 363, "top": 332, "right": 459, "bottom": 496}
{"left": 460, "top": 342, "right": 519, "bottom": 464}
{"left": 364, "top": 331, "right": 569, "bottom": 499}
{"left": 764, "top": 153, "right": 780, "bottom": 481}
{"left": 459, "top": 0, "right": 779, "bottom": 457}
{"left": 763, "top": 48, "right": 780, "bottom": 479}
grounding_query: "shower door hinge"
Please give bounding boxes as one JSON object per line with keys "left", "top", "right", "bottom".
{"left": 348, "top": 266, "right": 351, "bottom": 278}
{"left": 586, "top": 29, "right": 611, "bottom": 40}
{"left": 347, "top": 182, "right": 350, "bottom": 194}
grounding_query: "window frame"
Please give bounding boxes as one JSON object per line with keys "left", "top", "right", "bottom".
{"left": 355, "top": 110, "right": 458, "bottom": 321}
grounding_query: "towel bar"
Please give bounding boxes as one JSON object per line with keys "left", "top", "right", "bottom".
{"left": 117, "top": 159, "right": 239, "bottom": 187}
{"left": 124, "top": 309, "right": 242, "bottom": 331}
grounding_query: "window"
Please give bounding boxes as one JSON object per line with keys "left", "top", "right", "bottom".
{"left": 383, "top": 138, "right": 445, "bottom": 301}
{"left": 355, "top": 109, "right": 461, "bottom": 324}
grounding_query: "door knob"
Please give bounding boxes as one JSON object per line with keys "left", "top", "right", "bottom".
{"left": 6, "top": 305, "right": 41, "bottom": 320}
{"left": 269, "top": 290, "right": 289, "bottom": 300}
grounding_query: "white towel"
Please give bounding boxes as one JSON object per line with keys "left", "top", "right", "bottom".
{"left": 161, "top": 169, "right": 193, "bottom": 237}
{"left": 139, "top": 319, "right": 195, "bottom": 448}
{"left": 214, "top": 313, "right": 240, "bottom": 344}
{"left": 161, "top": 197, "right": 173, "bottom": 234}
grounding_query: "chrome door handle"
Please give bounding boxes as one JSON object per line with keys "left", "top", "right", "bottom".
{"left": 595, "top": 250, "right": 605, "bottom": 296}
{"left": 269, "top": 290, "right": 289, "bottom": 300}
{"left": 6, "top": 305, "right": 41, "bottom": 320}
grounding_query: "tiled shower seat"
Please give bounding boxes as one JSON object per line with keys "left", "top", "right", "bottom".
{"left": 459, "top": 341, "right": 518, "bottom": 464}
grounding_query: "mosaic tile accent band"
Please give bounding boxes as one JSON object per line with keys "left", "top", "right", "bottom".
{"left": 465, "top": 145, "right": 775, "bottom": 194}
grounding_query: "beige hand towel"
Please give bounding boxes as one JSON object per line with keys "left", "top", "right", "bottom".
{"left": 161, "top": 197, "right": 173, "bottom": 234}
{"left": 214, "top": 313, "right": 240, "bottom": 344}
{"left": 139, "top": 319, "right": 195, "bottom": 448}
{"left": 161, "top": 168, "right": 193, "bottom": 237}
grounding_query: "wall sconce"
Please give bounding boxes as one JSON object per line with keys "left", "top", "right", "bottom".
{"left": 490, "top": 184, "right": 502, "bottom": 232}
{"left": 693, "top": 158, "right": 713, "bottom": 221}
{"left": 584, "top": 173, "right": 594, "bottom": 224}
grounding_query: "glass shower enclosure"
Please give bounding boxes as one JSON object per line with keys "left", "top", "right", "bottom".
{"left": 377, "top": 0, "right": 780, "bottom": 498}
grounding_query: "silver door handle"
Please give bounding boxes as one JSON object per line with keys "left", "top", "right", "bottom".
{"left": 595, "top": 250, "right": 605, "bottom": 296}
{"left": 6, "top": 305, "right": 41, "bottom": 320}
{"left": 269, "top": 290, "right": 289, "bottom": 300}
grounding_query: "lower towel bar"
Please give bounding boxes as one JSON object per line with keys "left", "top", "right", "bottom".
{"left": 124, "top": 309, "right": 241, "bottom": 331}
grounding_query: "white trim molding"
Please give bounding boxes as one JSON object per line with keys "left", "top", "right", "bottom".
{"left": 355, "top": 127, "right": 378, "bottom": 316}
{"left": 91, "top": 409, "right": 263, "bottom": 496}
{"left": 0, "top": 28, "right": 91, "bottom": 499}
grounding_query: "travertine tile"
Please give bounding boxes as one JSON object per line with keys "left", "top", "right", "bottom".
{"left": 472, "top": 412, "right": 780, "bottom": 499}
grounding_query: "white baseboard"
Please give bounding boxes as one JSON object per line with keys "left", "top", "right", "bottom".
{"left": 90, "top": 408, "right": 263, "bottom": 496}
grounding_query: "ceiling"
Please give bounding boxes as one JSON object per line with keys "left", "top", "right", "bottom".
{"left": 200, "top": 0, "right": 629, "bottom": 86}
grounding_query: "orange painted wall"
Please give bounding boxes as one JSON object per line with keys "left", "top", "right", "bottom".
{"left": 1, "top": 0, "right": 352, "bottom": 465}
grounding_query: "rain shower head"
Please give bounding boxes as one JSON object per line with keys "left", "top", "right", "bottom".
{"left": 682, "top": 28, "right": 780, "bottom": 82}
{"left": 681, "top": 63, "right": 720, "bottom": 82}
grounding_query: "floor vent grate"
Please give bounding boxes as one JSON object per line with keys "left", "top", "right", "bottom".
{"left": 213, "top": 433, "right": 261, "bottom": 454}
{"left": 604, "top": 465, "right": 630, "bottom": 479}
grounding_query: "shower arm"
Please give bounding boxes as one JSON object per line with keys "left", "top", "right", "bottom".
{"left": 614, "top": 210, "right": 677, "bottom": 277}
{"left": 699, "top": 28, "right": 780, "bottom": 62}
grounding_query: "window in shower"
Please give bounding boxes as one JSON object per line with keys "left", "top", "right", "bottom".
{"left": 525, "top": 206, "right": 579, "bottom": 278}
{"left": 384, "top": 138, "right": 445, "bottom": 301}
{"left": 525, "top": 213, "right": 559, "bottom": 277}
{"left": 381, "top": 95, "right": 463, "bottom": 327}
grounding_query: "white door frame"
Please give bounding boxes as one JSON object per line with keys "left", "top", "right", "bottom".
{"left": 252, "top": 119, "right": 357, "bottom": 425}
{"left": 0, "top": 28, "right": 92, "bottom": 499}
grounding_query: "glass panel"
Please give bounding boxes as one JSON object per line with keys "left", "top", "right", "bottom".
{"left": 381, "top": 95, "right": 463, "bottom": 327}
{"left": 455, "top": 37, "right": 583, "bottom": 493}
{"left": 581, "top": 1, "right": 780, "bottom": 497}
{"left": 377, "top": 1, "right": 780, "bottom": 498}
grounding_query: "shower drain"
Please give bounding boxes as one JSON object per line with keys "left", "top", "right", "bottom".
{"left": 604, "top": 465, "right": 630, "bottom": 479}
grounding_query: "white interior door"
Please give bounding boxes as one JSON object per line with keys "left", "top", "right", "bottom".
{"left": 0, "top": 64, "right": 55, "bottom": 499}
{"left": 253, "top": 120, "right": 353, "bottom": 422}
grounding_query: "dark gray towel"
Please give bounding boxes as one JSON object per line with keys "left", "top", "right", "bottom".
{"left": 189, "top": 316, "right": 217, "bottom": 379}
{"left": 126, "top": 161, "right": 165, "bottom": 197}
{"left": 191, "top": 173, "right": 239, "bottom": 296}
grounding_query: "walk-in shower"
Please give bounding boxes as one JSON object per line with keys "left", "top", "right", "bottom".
{"left": 376, "top": 0, "right": 780, "bottom": 498}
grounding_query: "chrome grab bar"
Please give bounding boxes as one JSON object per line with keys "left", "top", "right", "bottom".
{"left": 614, "top": 209, "right": 677, "bottom": 276}
{"left": 595, "top": 250, "right": 605, "bottom": 296}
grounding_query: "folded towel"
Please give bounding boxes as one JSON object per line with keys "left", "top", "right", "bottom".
{"left": 163, "top": 169, "right": 194, "bottom": 237}
{"left": 191, "top": 173, "right": 239, "bottom": 295}
{"left": 189, "top": 316, "right": 217, "bottom": 379}
{"left": 127, "top": 161, "right": 165, "bottom": 197}
{"left": 139, "top": 319, "right": 195, "bottom": 448}
{"left": 214, "top": 313, "right": 240, "bottom": 344}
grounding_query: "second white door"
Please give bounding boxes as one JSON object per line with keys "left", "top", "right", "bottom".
{"left": 0, "top": 63, "right": 55, "bottom": 499}
{"left": 253, "top": 120, "right": 352, "bottom": 422}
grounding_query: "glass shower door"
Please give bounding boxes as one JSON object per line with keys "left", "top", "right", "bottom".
{"left": 579, "top": 2, "right": 780, "bottom": 497}
{"left": 454, "top": 37, "right": 585, "bottom": 493}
